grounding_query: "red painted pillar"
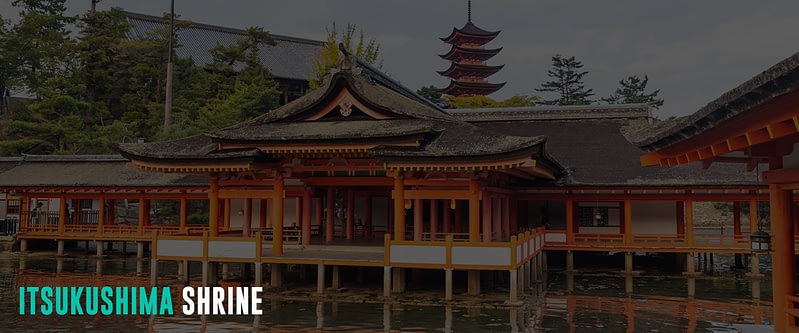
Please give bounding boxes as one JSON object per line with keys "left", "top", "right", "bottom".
{"left": 259, "top": 199, "right": 267, "bottom": 229}
{"left": 509, "top": 198, "right": 518, "bottom": 234}
{"left": 732, "top": 201, "right": 741, "bottom": 239}
{"left": 345, "top": 189, "right": 354, "bottom": 240}
{"left": 482, "top": 195, "right": 492, "bottom": 242}
{"left": 301, "top": 191, "right": 312, "bottom": 245}
{"left": 222, "top": 199, "right": 230, "bottom": 230}
{"left": 454, "top": 201, "right": 463, "bottom": 234}
{"left": 443, "top": 200, "right": 452, "bottom": 234}
{"left": 501, "top": 197, "right": 510, "bottom": 240}
{"left": 770, "top": 184, "right": 795, "bottom": 332}
{"left": 492, "top": 198, "right": 501, "bottom": 241}
{"left": 314, "top": 197, "right": 322, "bottom": 227}
{"left": 243, "top": 198, "right": 252, "bottom": 237}
{"left": 676, "top": 201, "right": 685, "bottom": 235}
{"left": 413, "top": 199, "right": 423, "bottom": 241}
{"left": 107, "top": 199, "right": 115, "bottom": 226}
{"left": 326, "top": 188, "right": 335, "bottom": 243}
{"left": 364, "top": 195, "right": 372, "bottom": 238}
{"left": 429, "top": 199, "right": 438, "bottom": 240}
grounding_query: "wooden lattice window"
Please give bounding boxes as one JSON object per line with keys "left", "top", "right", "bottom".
{"left": 6, "top": 199, "right": 20, "bottom": 215}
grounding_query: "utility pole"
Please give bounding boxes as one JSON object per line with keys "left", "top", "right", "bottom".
{"left": 163, "top": 0, "right": 175, "bottom": 129}
{"left": 90, "top": 0, "right": 99, "bottom": 13}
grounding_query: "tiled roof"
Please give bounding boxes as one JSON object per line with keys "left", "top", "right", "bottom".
{"left": 453, "top": 107, "right": 758, "bottom": 186}
{"left": 124, "top": 12, "right": 323, "bottom": 81}
{"left": 0, "top": 155, "right": 207, "bottom": 188}
{"left": 450, "top": 105, "right": 650, "bottom": 122}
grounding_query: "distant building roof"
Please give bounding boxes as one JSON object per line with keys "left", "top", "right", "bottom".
{"left": 124, "top": 11, "right": 324, "bottom": 81}
{"left": 451, "top": 106, "right": 759, "bottom": 186}
{"left": 0, "top": 155, "right": 207, "bottom": 188}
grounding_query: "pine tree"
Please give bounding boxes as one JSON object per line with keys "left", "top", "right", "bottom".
{"left": 536, "top": 54, "right": 594, "bottom": 105}
{"left": 602, "top": 75, "right": 664, "bottom": 109}
{"left": 416, "top": 85, "right": 446, "bottom": 107}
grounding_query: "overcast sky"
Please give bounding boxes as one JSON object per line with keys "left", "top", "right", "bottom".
{"left": 3, "top": 1, "right": 798, "bottom": 117}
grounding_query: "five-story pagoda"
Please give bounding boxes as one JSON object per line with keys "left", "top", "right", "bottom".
{"left": 438, "top": 1, "right": 505, "bottom": 97}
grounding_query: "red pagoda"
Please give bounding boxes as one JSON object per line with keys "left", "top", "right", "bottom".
{"left": 438, "top": 1, "right": 505, "bottom": 97}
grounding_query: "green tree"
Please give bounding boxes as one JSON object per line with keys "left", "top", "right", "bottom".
{"left": 310, "top": 22, "right": 381, "bottom": 90}
{"left": 445, "top": 95, "right": 537, "bottom": 109}
{"left": 536, "top": 54, "right": 594, "bottom": 105}
{"left": 162, "top": 26, "right": 280, "bottom": 139}
{"left": 416, "top": 85, "right": 446, "bottom": 107}
{"left": 0, "top": 4, "right": 283, "bottom": 154}
{"left": 602, "top": 75, "right": 664, "bottom": 109}
{"left": 0, "top": 14, "right": 12, "bottom": 113}
{"left": 497, "top": 95, "right": 538, "bottom": 107}
{"left": 3, "top": 0, "right": 75, "bottom": 96}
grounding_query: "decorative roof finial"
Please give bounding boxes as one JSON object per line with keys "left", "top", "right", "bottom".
{"left": 467, "top": 0, "right": 472, "bottom": 22}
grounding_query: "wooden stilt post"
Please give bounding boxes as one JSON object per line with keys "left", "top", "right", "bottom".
{"left": 383, "top": 266, "right": 392, "bottom": 297}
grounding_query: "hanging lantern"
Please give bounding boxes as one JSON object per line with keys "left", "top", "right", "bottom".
{"left": 450, "top": 199, "right": 456, "bottom": 210}
{"left": 404, "top": 199, "right": 412, "bottom": 210}
{"left": 750, "top": 230, "right": 771, "bottom": 253}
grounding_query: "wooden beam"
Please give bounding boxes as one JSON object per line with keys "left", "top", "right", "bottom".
{"left": 764, "top": 167, "right": 799, "bottom": 184}
{"left": 303, "top": 177, "right": 394, "bottom": 187}
{"left": 404, "top": 190, "right": 471, "bottom": 200}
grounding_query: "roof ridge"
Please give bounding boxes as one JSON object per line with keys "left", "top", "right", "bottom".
{"left": 349, "top": 53, "right": 448, "bottom": 112}
{"left": 20, "top": 154, "right": 128, "bottom": 162}
{"left": 122, "top": 11, "right": 324, "bottom": 46}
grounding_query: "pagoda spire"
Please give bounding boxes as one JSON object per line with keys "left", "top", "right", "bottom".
{"left": 437, "top": 1, "right": 505, "bottom": 97}
{"left": 468, "top": 0, "right": 471, "bottom": 22}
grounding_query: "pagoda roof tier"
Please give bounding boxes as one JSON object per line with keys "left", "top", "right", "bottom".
{"left": 119, "top": 52, "right": 563, "bottom": 179}
{"left": 440, "top": 45, "right": 502, "bottom": 62}
{"left": 438, "top": 80, "right": 506, "bottom": 96}
{"left": 441, "top": 21, "right": 500, "bottom": 44}
{"left": 438, "top": 62, "right": 504, "bottom": 79}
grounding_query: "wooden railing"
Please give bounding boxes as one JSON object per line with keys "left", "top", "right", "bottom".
{"left": 0, "top": 218, "right": 18, "bottom": 235}
{"left": 386, "top": 227, "right": 546, "bottom": 270}
{"left": 542, "top": 230, "right": 751, "bottom": 252}
{"left": 18, "top": 223, "right": 186, "bottom": 240}
{"left": 787, "top": 295, "right": 799, "bottom": 333}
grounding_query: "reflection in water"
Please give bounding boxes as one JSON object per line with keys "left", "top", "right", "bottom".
{"left": 1, "top": 253, "right": 774, "bottom": 332}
